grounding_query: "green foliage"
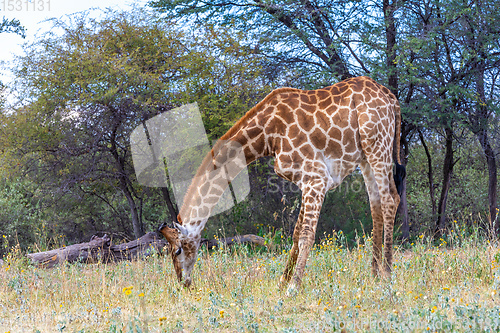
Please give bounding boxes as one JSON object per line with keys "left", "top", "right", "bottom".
{"left": 1, "top": 0, "right": 499, "bottom": 251}
{"left": 0, "top": 17, "right": 25, "bottom": 37}
{"left": 407, "top": 131, "right": 499, "bottom": 234}
{"left": 2, "top": 7, "right": 274, "bottom": 244}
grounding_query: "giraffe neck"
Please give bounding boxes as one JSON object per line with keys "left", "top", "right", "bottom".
{"left": 177, "top": 89, "right": 295, "bottom": 235}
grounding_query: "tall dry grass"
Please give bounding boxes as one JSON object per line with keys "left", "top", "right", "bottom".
{"left": 1, "top": 228, "right": 500, "bottom": 332}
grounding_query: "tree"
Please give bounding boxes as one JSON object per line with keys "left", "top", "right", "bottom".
{"left": 396, "top": 0, "right": 500, "bottom": 235}
{"left": 8, "top": 9, "right": 212, "bottom": 238}
{"left": 459, "top": 0, "right": 500, "bottom": 234}
{"left": 149, "top": 0, "right": 361, "bottom": 83}
{"left": 5, "top": 8, "right": 272, "bottom": 240}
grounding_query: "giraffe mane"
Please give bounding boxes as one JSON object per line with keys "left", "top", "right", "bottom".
{"left": 178, "top": 87, "right": 300, "bottom": 224}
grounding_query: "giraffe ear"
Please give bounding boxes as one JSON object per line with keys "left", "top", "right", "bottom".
{"left": 174, "top": 222, "right": 189, "bottom": 237}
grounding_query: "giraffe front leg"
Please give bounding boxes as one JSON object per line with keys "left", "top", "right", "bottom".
{"left": 279, "top": 204, "right": 304, "bottom": 290}
{"left": 284, "top": 185, "right": 325, "bottom": 297}
{"left": 285, "top": 231, "right": 315, "bottom": 297}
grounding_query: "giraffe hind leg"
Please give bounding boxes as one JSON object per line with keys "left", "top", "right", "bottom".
{"left": 383, "top": 167, "right": 400, "bottom": 274}
{"left": 361, "top": 158, "right": 399, "bottom": 277}
{"left": 359, "top": 160, "right": 384, "bottom": 276}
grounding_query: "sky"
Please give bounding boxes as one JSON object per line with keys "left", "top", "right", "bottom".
{"left": 0, "top": 0, "right": 150, "bottom": 85}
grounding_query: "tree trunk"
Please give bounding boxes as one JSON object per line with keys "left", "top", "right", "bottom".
{"left": 383, "top": 0, "right": 398, "bottom": 94}
{"left": 397, "top": 120, "right": 413, "bottom": 241}
{"left": 110, "top": 118, "right": 144, "bottom": 239}
{"left": 140, "top": 118, "right": 179, "bottom": 224}
{"left": 398, "top": 178, "right": 409, "bottom": 240}
{"left": 418, "top": 129, "right": 437, "bottom": 217}
{"left": 477, "top": 129, "right": 498, "bottom": 235}
{"left": 122, "top": 184, "right": 144, "bottom": 238}
{"left": 472, "top": 52, "right": 498, "bottom": 236}
{"left": 436, "top": 126, "right": 454, "bottom": 235}
{"left": 161, "top": 187, "right": 179, "bottom": 224}
{"left": 382, "top": 0, "right": 410, "bottom": 240}
{"left": 464, "top": 0, "right": 499, "bottom": 236}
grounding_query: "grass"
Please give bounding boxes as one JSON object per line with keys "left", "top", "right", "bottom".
{"left": 1, "top": 230, "right": 500, "bottom": 332}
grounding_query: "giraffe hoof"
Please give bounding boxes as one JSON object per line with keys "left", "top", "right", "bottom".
{"left": 381, "top": 269, "right": 391, "bottom": 280}
{"left": 278, "top": 276, "right": 289, "bottom": 291}
{"left": 285, "top": 283, "right": 299, "bottom": 297}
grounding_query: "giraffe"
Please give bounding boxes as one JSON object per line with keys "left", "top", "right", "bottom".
{"left": 159, "top": 76, "right": 404, "bottom": 295}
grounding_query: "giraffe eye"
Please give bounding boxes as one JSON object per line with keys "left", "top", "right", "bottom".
{"left": 175, "top": 247, "right": 182, "bottom": 256}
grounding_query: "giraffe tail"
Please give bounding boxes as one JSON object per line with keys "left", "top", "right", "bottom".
{"left": 393, "top": 99, "right": 405, "bottom": 196}
{"left": 394, "top": 162, "right": 406, "bottom": 196}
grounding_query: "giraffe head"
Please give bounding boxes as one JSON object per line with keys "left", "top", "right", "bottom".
{"left": 158, "top": 217, "right": 200, "bottom": 288}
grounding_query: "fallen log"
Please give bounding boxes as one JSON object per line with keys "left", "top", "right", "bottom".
{"left": 26, "top": 232, "right": 265, "bottom": 268}
{"left": 201, "top": 234, "right": 266, "bottom": 249}
{"left": 26, "top": 234, "right": 114, "bottom": 269}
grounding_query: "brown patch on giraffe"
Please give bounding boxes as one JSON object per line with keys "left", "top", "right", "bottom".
{"left": 291, "top": 150, "right": 301, "bottom": 164}
{"left": 333, "top": 108, "right": 350, "bottom": 128}
{"left": 358, "top": 112, "right": 370, "bottom": 127}
{"left": 269, "top": 97, "right": 279, "bottom": 106}
{"left": 382, "top": 117, "right": 390, "bottom": 129}
{"left": 310, "top": 128, "right": 327, "bottom": 150}
{"left": 300, "top": 94, "right": 317, "bottom": 105}
{"left": 270, "top": 137, "right": 281, "bottom": 154}
{"left": 324, "top": 105, "right": 338, "bottom": 116}
{"left": 282, "top": 137, "right": 293, "bottom": 152}
{"left": 350, "top": 81, "right": 364, "bottom": 93}
{"left": 301, "top": 103, "right": 316, "bottom": 113}
{"left": 252, "top": 135, "right": 265, "bottom": 154}
{"left": 301, "top": 174, "right": 312, "bottom": 183}
{"left": 288, "top": 124, "right": 300, "bottom": 138}
{"left": 325, "top": 140, "right": 342, "bottom": 158}
{"left": 336, "top": 82, "right": 348, "bottom": 91}
{"left": 315, "top": 111, "right": 330, "bottom": 131}
{"left": 300, "top": 144, "right": 315, "bottom": 159}
{"left": 243, "top": 146, "right": 255, "bottom": 162}
{"left": 205, "top": 196, "right": 219, "bottom": 205}
{"left": 342, "top": 128, "right": 357, "bottom": 153}
{"left": 350, "top": 111, "right": 359, "bottom": 129}
{"left": 198, "top": 206, "right": 209, "bottom": 218}
{"left": 316, "top": 89, "right": 330, "bottom": 100}
{"left": 279, "top": 154, "right": 293, "bottom": 168}
{"left": 199, "top": 182, "right": 210, "bottom": 197}
{"left": 291, "top": 129, "right": 308, "bottom": 147}
{"left": 278, "top": 106, "right": 295, "bottom": 124}
{"left": 296, "top": 109, "right": 314, "bottom": 132}
{"left": 246, "top": 126, "right": 261, "bottom": 139}
{"left": 327, "top": 127, "right": 342, "bottom": 141}
{"left": 318, "top": 97, "right": 332, "bottom": 110}
{"left": 273, "top": 116, "right": 287, "bottom": 135}
{"left": 277, "top": 102, "right": 291, "bottom": 115}
{"left": 330, "top": 85, "right": 341, "bottom": 95}
{"left": 283, "top": 94, "right": 300, "bottom": 110}
{"left": 237, "top": 133, "right": 249, "bottom": 147}
{"left": 368, "top": 99, "right": 383, "bottom": 109}
{"left": 332, "top": 95, "right": 342, "bottom": 106}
